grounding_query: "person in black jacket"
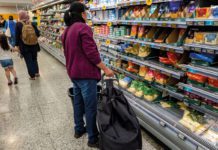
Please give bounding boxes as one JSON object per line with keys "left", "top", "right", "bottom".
{"left": 0, "top": 15, "right": 5, "bottom": 28}
{"left": 15, "top": 11, "right": 40, "bottom": 80}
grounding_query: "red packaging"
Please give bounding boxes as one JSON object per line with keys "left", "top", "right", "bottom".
{"left": 208, "top": 78, "right": 218, "bottom": 88}
{"left": 187, "top": 72, "right": 208, "bottom": 83}
{"left": 159, "top": 57, "right": 173, "bottom": 65}
{"left": 167, "top": 52, "right": 181, "bottom": 64}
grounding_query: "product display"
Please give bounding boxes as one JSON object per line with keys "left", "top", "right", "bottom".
{"left": 33, "top": 0, "right": 218, "bottom": 150}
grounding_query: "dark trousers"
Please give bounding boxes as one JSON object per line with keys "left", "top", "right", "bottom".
{"left": 23, "top": 50, "right": 39, "bottom": 78}
{"left": 72, "top": 79, "right": 99, "bottom": 144}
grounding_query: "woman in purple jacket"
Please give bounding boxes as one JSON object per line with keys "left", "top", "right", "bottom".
{"left": 62, "top": 2, "right": 114, "bottom": 148}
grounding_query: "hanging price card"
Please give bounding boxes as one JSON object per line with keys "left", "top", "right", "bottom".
{"left": 146, "top": 0, "right": 152, "bottom": 6}
{"left": 102, "top": 5, "right": 107, "bottom": 10}
{"left": 88, "top": 20, "right": 93, "bottom": 26}
{"left": 107, "top": 21, "right": 112, "bottom": 27}
{"left": 106, "top": 39, "right": 111, "bottom": 45}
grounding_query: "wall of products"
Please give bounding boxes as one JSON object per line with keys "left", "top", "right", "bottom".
{"left": 33, "top": 0, "right": 218, "bottom": 150}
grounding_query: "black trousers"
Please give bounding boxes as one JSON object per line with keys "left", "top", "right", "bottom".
{"left": 23, "top": 50, "right": 39, "bottom": 78}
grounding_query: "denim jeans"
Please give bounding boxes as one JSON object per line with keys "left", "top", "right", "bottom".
{"left": 23, "top": 50, "right": 39, "bottom": 78}
{"left": 9, "top": 35, "right": 16, "bottom": 47}
{"left": 72, "top": 79, "right": 99, "bottom": 143}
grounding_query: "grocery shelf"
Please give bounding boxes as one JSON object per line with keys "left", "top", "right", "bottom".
{"left": 50, "top": 9, "right": 68, "bottom": 13}
{"left": 93, "top": 20, "right": 187, "bottom": 28}
{"left": 95, "top": 34, "right": 184, "bottom": 53}
{"left": 115, "top": 85, "right": 217, "bottom": 150}
{"left": 41, "top": 30, "right": 61, "bottom": 37}
{"left": 181, "top": 64, "right": 218, "bottom": 79}
{"left": 90, "top": 5, "right": 117, "bottom": 11}
{"left": 119, "top": 38, "right": 184, "bottom": 53}
{"left": 31, "top": 0, "right": 67, "bottom": 11}
{"left": 39, "top": 42, "right": 65, "bottom": 65}
{"left": 184, "top": 43, "right": 218, "bottom": 54}
{"left": 92, "top": 20, "right": 118, "bottom": 25}
{"left": 101, "top": 49, "right": 184, "bottom": 79}
{"left": 186, "top": 18, "right": 218, "bottom": 26}
{"left": 178, "top": 83, "right": 218, "bottom": 103}
{"left": 40, "top": 13, "right": 54, "bottom": 16}
{"left": 40, "top": 19, "right": 50, "bottom": 22}
{"left": 117, "top": 0, "right": 183, "bottom": 7}
{"left": 153, "top": 84, "right": 184, "bottom": 100}
{"left": 118, "top": 20, "right": 187, "bottom": 28}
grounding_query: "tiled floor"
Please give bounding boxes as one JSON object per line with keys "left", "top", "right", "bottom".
{"left": 0, "top": 51, "right": 167, "bottom": 150}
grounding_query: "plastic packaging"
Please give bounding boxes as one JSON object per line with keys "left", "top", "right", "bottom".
{"left": 187, "top": 72, "right": 208, "bottom": 83}
{"left": 189, "top": 53, "right": 216, "bottom": 63}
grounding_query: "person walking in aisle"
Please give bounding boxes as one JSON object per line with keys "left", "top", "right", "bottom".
{"left": 0, "top": 16, "right": 5, "bottom": 28}
{"left": 0, "top": 34, "right": 18, "bottom": 85}
{"left": 62, "top": 2, "right": 114, "bottom": 148}
{"left": 4, "top": 16, "right": 16, "bottom": 47}
{"left": 15, "top": 11, "right": 40, "bottom": 80}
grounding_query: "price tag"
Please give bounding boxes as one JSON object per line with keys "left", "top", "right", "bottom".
{"left": 107, "top": 21, "right": 112, "bottom": 27}
{"left": 194, "top": 47, "right": 201, "bottom": 52}
{"left": 132, "top": 1, "right": 137, "bottom": 5}
{"left": 171, "top": 24, "right": 177, "bottom": 28}
{"left": 146, "top": 0, "right": 152, "bottom": 6}
{"left": 187, "top": 21, "right": 193, "bottom": 26}
{"left": 207, "top": 49, "right": 214, "bottom": 54}
{"left": 60, "top": 18, "right": 64, "bottom": 22}
{"left": 162, "top": 23, "right": 167, "bottom": 27}
{"left": 151, "top": 23, "right": 157, "bottom": 26}
{"left": 205, "top": 21, "right": 214, "bottom": 26}
{"left": 102, "top": 5, "right": 106, "bottom": 10}
{"left": 198, "top": 21, "right": 204, "bottom": 26}
{"left": 214, "top": 21, "right": 218, "bottom": 26}
{"left": 88, "top": 20, "right": 93, "bottom": 26}
{"left": 106, "top": 39, "right": 111, "bottom": 45}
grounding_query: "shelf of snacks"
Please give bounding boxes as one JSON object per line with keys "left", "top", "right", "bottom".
{"left": 117, "top": 0, "right": 183, "bottom": 7}
{"left": 181, "top": 65, "right": 218, "bottom": 80}
{"left": 100, "top": 45, "right": 185, "bottom": 79}
{"left": 110, "top": 71, "right": 218, "bottom": 150}
{"left": 184, "top": 43, "right": 218, "bottom": 55}
{"left": 90, "top": 5, "right": 117, "bottom": 11}
{"left": 186, "top": 6, "right": 218, "bottom": 26}
{"left": 32, "top": 0, "right": 67, "bottom": 11}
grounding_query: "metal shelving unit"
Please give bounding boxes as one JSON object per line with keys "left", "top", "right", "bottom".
{"left": 181, "top": 64, "right": 218, "bottom": 79}
{"left": 184, "top": 43, "right": 218, "bottom": 54}
{"left": 178, "top": 83, "right": 218, "bottom": 103}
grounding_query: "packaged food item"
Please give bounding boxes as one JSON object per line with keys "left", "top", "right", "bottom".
{"left": 196, "top": 7, "right": 211, "bottom": 19}
{"left": 138, "top": 26, "right": 145, "bottom": 39}
{"left": 127, "top": 80, "right": 139, "bottom": 94}
{"left": 169, "top": 1, "right": 182, "bottom": 19}
{"left": 179, "top": 111, "right": 205, "bottom": 132}
{"left": 194, "top": 32, "right": 205, "bottom": 44}
{"left": 119, "top": 76, "right": 132, "bottom": 89}
{"left": 167, "top": 52, "right": 181, "bottom": 64}
{"left": 130, "top": 25, "right": 138, "bottom": 37}
{"left": 189, "top": 53, "right": 216, "bottom": 63}
{"left": 154, "top": 29, "right": 171, "bottom": 43}
{"left": 138, "top": 45, "right": 151, "bottom": 58}
{"left": 149, "top": 4, "right": 159, "bottom": 19}
{"left": 139, "top": 66, "right": 149, "bottom": 77}
{"left": 187, "top": 72, "right": 208, "bottom": 83}
{"left": 204, "top": 33, "right": 218, "bottom": 45}
{"left": 132, "top": 43, "right": 140, "bottom": 55}
{"left": 155, "top": 72, "right": 168, "bottom": 85}
{"left": 145, "top": 27, "right": 158, "bottom": 41}
{"left": 144, "top": 70, "right": 155, "bottom": 82}
{"left": 202, "top": 124, "right": 218, "bottom": 146}
{"left": 185, "top": 29, "right": 196, "bottom": 44}
{"left": 142, "top": 6, "right": 150, "bottom": 19}
{"left": 166, "top": 29, "right": 186, "bottom": 44}
{"left": 135, "top": 82, "right": 145, "bottom": 98}
{"left": 159, "top": 57, "right": 172, "bottom": 65}
{"left": 182, "top": 1, "right": 196, "bottom": 18}
{"left": 143, "top": 87, "right": 159, "bottom": 101}
{"left": 158, "top": 3, "right": 168, "bottom": 19}
{"left": 211, "top": 6, "right": 218, "bottom": 18}
{"left": 126, "top": 62, "right": 139, "bottom": 73}
{"left": 208, "top": 77, "right": 218, "bottom": 88}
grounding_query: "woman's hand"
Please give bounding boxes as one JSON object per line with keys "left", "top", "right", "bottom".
{"left": 14, "top": 46, "right": 20, "bottom": 52}
{"left": 103, "top": 68, "right": 114, "bottom": 77}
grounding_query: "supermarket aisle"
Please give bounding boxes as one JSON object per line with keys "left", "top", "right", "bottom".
{"left": 0, "top": 50, "right": 167, "bottom": 150}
